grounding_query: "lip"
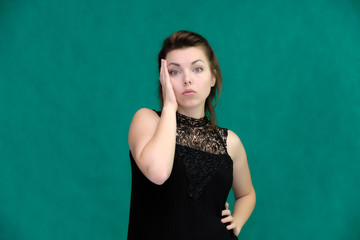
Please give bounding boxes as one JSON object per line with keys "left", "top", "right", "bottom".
{"left": 182, "top": 89, "right": 196, "bottom": 96}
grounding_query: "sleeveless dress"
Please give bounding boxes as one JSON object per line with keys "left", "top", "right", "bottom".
{"left": 127, "top": 111, "right": 237, "bottom": 240}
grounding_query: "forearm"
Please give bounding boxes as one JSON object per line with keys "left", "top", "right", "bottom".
{"left": 232, "top": 188, "right": 256, "bottom": 229}
{"left": 140, "top": 106, "right": 177, "bottom": 184}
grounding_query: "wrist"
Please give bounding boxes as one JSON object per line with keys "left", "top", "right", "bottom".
{"left": 162, "top": 104, "right": 177, "bottom": 114}
{"left": 232, "top": 215, "right": 244, "bottom": 230}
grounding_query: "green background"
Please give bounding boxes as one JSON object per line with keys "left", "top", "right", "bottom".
{"left": 1, "top": 0, "right": 359, "bottom": 239}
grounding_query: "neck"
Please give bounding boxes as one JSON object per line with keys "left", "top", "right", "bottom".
{"left": 177, "top": 106, "right": 205, "bottom": 119}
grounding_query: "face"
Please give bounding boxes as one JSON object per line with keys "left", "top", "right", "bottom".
{"left": 165, "top": 47, "right": 216, "bottom": 112}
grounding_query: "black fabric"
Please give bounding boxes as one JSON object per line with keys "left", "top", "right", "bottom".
{"left": 127, "top": 110, "right": 237, "bottom": 240}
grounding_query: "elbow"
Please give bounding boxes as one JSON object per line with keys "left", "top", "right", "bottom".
{"left": 252, "top": 188, "right": 256, "bottom": 205}
{"left": 235, "top": 187, "right": 256, "bottom": 205}
{"left": 249, "top": 187, "right": 256, "bottom": 208}
{"left": 146, "top": 166, "right": 171, "bottom": 185}
{"left": 137, "top": 150, "right": 173, "bottom": 185}
{"left": 152, "top": 175, "right": 169, "bottom": 185}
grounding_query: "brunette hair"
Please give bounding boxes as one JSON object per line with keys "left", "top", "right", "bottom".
{"left": 157, "top": 30, "right": 223, "bottom": 128}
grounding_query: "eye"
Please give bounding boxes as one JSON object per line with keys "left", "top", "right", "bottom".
{"left": 169, "top": 70, "right": 180, "bottom": 76}
{"left": 194, "top": 67, "right": 203, "bottom": 73}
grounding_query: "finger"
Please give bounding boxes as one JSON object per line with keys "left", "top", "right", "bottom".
{"left": 161, "top": 59, "right": 169, "bottom": 85}
{"left": 226, "top": 223, "right": 236, "bottom": 230}
{"left": 221, "top": 209, "right": 231, "bottom": 216}
{"left": 163, "top": 60, "right": 170, "bottom": 82}
{"left": 160, "top": 59, "right": 167, "bottom": 87}
{"left": 160, "top": 59, "right": 164, "bottom": 82}
{"left": 162, "top": 59, "right": 165, "bottom": 78}
{"left": 225, "top": 202, "right": 229, "bottom": 210}
{"left": 163, "top": 59, "right": 168, "bottom": 72}
{"left": 221, "top": 215, "right": 233, "bottom": 223}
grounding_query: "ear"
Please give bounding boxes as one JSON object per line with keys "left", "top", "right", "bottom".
{"left": 211, "top": 70, "right": 216, "bottom": 87}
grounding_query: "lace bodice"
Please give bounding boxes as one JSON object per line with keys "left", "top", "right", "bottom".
{"left": 176, "top": 112, "right": 228, "bottom": 155}
{"left": 175, "top": 112, "right": 232, "bottom": 199}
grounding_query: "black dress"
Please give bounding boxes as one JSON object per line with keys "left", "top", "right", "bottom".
{"left": 128, "top": 111, "right": 237, "bottom": 240}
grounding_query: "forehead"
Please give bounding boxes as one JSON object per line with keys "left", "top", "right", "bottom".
{"left": 165, "top": 47, "right": 208, "bottom": 64}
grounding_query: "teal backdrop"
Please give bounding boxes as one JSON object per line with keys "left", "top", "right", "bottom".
{"left": 1, "top": 0, "right": 359, "bottom": 239}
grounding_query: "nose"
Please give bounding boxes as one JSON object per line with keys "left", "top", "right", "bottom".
{"left": 183, "top": 71, "right": 192, "bottom": 85}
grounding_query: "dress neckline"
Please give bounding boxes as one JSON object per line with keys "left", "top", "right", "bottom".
{"left": 176, "top": 111, "right": 209, "bottom": 127}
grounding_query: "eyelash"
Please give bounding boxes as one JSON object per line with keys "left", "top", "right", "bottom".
{"left": 194, "top": 67, "right": 203, "bottom": 73}
{"left": 169, "top": 70, "right": 180, "bottom": 76}
{"left": 169, "top": 67, "right": 203, "bottom": 76}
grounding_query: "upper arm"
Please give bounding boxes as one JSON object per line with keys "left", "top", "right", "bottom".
{"left": 128, "top": 108, "right": 159, "bottom": 165}
{"left": 227, "top": 129, "right": 255, "bottom": 199}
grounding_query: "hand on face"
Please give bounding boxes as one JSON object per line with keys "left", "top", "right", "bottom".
{"left": 221, "top": 202, "right": 241, "bottom": 236}
{"left": 160, "top": 59, "right": 178, "bottom": 111}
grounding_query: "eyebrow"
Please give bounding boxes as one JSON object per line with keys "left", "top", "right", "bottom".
{"left": 168, "top": 59, "right": 205, "bottom": 67}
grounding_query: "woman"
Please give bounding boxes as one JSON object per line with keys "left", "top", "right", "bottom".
{"left": 127, "top": 30, "right": 255, "bottom": 239}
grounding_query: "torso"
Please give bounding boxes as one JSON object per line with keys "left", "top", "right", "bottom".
{"left": 127, "top": 110, "right": 237, "bottom": 240}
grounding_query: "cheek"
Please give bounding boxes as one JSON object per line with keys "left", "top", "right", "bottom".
{"left": 202, "top": 76, "right": 214, "bottom": 89}
{"left": 170, "top": 79, "right": 181, "bottom": 94}
{"left": 202, "top": 78, "right": 213, "bottom": 96}
{"left": 205, "top": 85, "right": 212, "bottom": 97}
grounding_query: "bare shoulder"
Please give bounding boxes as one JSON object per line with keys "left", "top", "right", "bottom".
{"left": 227, "top": 129, "right": 247, "bottom": 163}
{"left": 128, "top": 108, "right": 160, "bottom": 155}
{"left": 129, "top": 108, "right": 160, "bottom": 135}
{"left": 130, "top": 108, "right": 160, "bottom": 125}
